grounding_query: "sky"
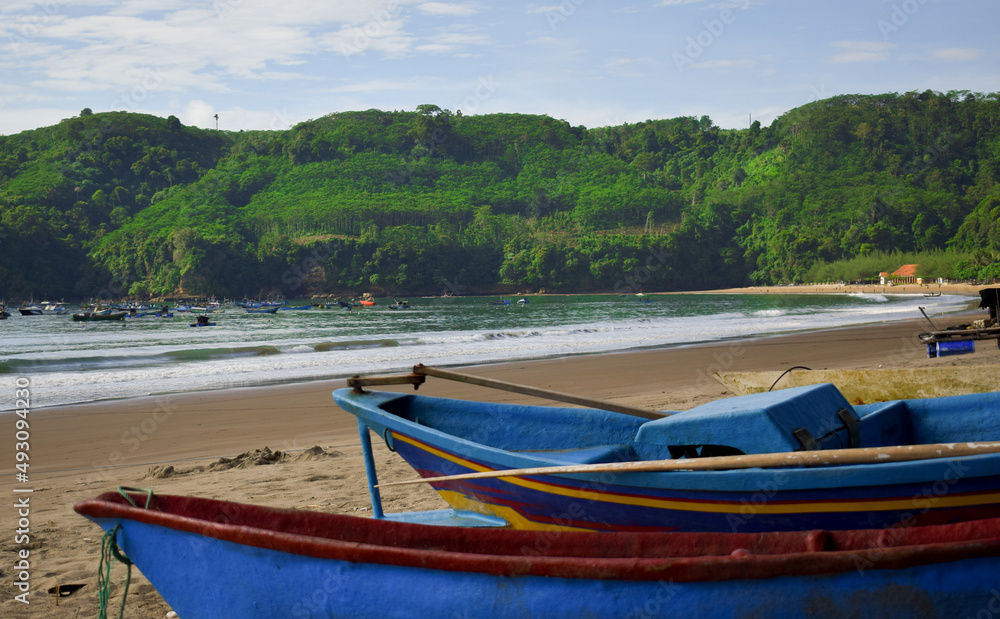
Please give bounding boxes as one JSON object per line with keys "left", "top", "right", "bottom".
{"left": 1, "top": 0, "right": 997, "bottom": 136}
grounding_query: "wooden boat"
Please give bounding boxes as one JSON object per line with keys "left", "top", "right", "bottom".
{"left": 334, "top": 366, "right": 1000, "bottom": 533}
{"left": 75, "top": 490, "right": 1000, "bottom": 618}
{"left": 714, "top": 366, "right": 1000, "bottom": 404}
{"left": 279, "top": 304, "right": 312, "bottom": 311}
{"left": 72, "top": 311, "right": 127, "bottom": 322}
{"left": 190, "top": 316, "right": 216, "bottom": 327}
{"left": 19, "top": 301, "right": 68, "bottom": 315}
{"left": 389, "top": 300, "right": 411, "bottom": 310}
{"left": 246, "top": 306, "right": 280, "bottom": 314}
{"left": 917, "top": 288, "right": 1000, "bottom": 351}
{"left": 490, "top": 299, "right": 511, "bottom": 306}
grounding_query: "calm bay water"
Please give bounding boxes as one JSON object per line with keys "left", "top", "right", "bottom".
{"left": 0, "top": 292, "right": 975, "bottom": 410}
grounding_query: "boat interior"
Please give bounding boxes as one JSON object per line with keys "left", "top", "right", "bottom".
{"left": 375, "top": 384, "right": 1000, "bottom": 464}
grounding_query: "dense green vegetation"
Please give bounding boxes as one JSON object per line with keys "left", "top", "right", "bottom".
{"left": 2, "top": 92, "right": 1000, "bottom": 300}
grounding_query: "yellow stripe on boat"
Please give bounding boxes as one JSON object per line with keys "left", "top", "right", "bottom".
{"left": 394, "top": 433, "right": 1000, "bottom": 516}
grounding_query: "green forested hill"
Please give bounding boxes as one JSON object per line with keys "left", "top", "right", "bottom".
{"left": 2, "top": 92, "right": 999, "bottom": 300}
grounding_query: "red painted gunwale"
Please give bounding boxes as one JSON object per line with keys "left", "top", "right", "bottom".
{"left": 75, "top": 492, "right": 1000, "bottom": 582}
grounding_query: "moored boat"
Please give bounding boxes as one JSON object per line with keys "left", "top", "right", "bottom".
{"left": 40, "top": 301, "right": 70, "bottom": 314}
{"left": 72, "top": 311, "right": 127, "bottom": 322}
{"left": 15, "top": 300, "right": 72, "bottom": 315}
{"left": 246, "top": 306, "right": 280, "bottom": 314}
{"left": 335, "top": 366, "right": 1000, "bottom": 533}
{"left": 75, "top": 490, "right": 1000, "bottom": 618}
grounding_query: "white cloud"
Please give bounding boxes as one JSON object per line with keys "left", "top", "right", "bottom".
{"left": 181, "top": 99, "right": 217, "bottom": 129}
{"left": 320, "top": 20, "right": 415, "bottom": 58}
{"left": 418, "top": 2, "right": 477, "bottom": 17}
{"left": 691, "top": 59, "right": 756, "bottom": 69}
{"left": 831, "top": 40, "right": 894, "bottom": 63}
{"left": 933, "top": 48, "right": 980, "bottom": 61}
{"left": 655, "top": 0, "right": 707, "bottom": 6}
{"left": 327, "top": 78, "right": 438, "bottom": 94}
{"left": 603, "top": 58, "right": 644, "bottom": 78}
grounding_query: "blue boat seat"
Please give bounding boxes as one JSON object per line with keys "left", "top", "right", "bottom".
{"left": 517, "top": 444, "right": 637, "bottom": 464}
{"left": 634, "top": 384, "right": 862, "bottom": 456}
{"left": 855, "top": 401, "right": 913, "bottom": 447}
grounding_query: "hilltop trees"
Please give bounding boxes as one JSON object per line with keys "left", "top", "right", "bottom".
{"left": 1, "top": 92, "right": 999, "bottom": 299}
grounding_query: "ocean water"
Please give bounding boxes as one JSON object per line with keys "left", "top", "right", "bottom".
{"left": 0, "top": 292, "right": 976, "bottom": 410}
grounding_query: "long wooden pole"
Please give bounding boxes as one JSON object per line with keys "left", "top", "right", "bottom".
{"left": 376, "top": 441, "right": 1000, "bottom": 488}
{"left": 411, "top": 364, "right": 668, "bottom": 420}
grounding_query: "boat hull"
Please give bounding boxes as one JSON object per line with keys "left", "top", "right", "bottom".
{"left": 75, "top": 492, "right": 1000, "bottom": 619}
{"left": 334, "top": 389, "right": 1000, "bottom": 532}
{"left": 72, "top": 311, "right": 127, "bottom": 321}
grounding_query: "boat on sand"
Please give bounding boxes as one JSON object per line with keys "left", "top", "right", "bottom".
{"left": 75, "top": 490, "right": 1000, "bottom": 618}
{"left": 334, "top": 365, "right": 1000, "bottom": 533}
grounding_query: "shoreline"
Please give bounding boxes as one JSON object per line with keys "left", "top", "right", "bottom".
{"left": 12, "top": 310, "right": 996, "bottom": 476}
{"left": 9, "top": 283, "right": 985, "bottom": 415}
{"left": 675, "top": 282, "right": 986, "bottom": 296}
{"left": 3, "top": 309, "right": 1000, "bottom": 617}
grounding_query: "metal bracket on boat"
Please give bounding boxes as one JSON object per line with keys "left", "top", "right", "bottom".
{"left": 348, "top": 373, "right": 426, "bottom": 394}
{"left": 793, "top": 428, "right": 820, "bottom": 451}
{"left": 836, "top": 408, "right": 861, "bottom": 449}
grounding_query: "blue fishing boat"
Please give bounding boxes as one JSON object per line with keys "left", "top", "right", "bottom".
{"left": 126, "top": 310, "right": 174, "bottom": 318}
{"left": 75, "top": 490, "right": 1000, "bottom": 618}
{"left": 334, "top": 366, "right": 1000, "bottom": 532}
{"left": 246, "top": 306, "right": 280, "bottom": 314}
{"left": 279, "top": 304, "right": 313, "bottom": 311}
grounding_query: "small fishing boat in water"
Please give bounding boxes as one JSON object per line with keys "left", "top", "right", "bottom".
{"left": 72, "top": 310, "right": 127, "bottom": 322}
{"left": 19, "top": 301, "right": 69, "bottom": 315}
{"left": 75, "top": 489, "right": 1000, "bottom": 618}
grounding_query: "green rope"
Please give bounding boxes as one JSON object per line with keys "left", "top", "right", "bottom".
{"left": 117, "top": 486, "right": 153, "bottom": 509}
{"left": 97, "top": 488, "right": 150, "bottom": 619}
{"left": 98, "top": 524, "right": 132, "bottom": 619}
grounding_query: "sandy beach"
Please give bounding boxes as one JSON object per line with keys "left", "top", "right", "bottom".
{"left": 3, "top": 290, "right": 998, "bottom": 618}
